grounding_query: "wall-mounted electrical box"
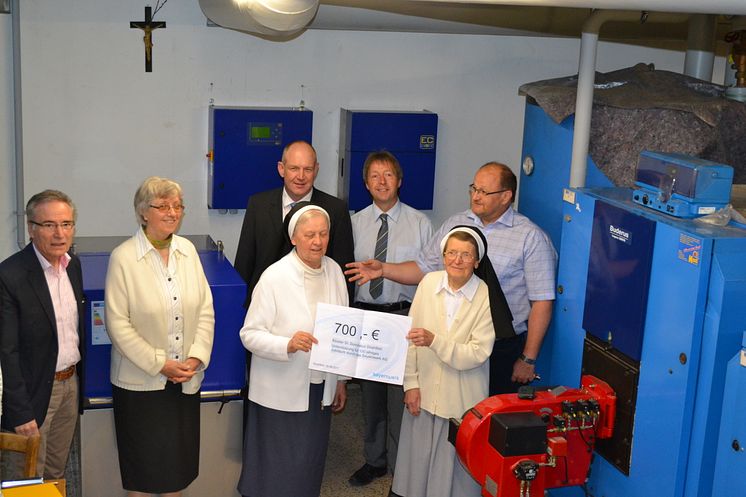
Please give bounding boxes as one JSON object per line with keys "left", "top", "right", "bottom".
{"left": 338, "top": 109, "right": 438, "bottom": 211}
{"left": 208, "top": 106, "right": 313, "bottom": 209}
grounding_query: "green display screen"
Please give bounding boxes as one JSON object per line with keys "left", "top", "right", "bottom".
{"left": 250, "top": 126, "right": 272, "bottom": 139}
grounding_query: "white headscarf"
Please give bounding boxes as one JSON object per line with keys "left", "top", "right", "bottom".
{"left": 439, "top": 226, "right": 485, "bottom": 261}
{"left": 287, "top": 204, "right": 330, "bottom": 239}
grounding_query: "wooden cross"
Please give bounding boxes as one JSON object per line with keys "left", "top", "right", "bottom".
{"left": 130, "top": 6, "right": 166, "bottom": 72}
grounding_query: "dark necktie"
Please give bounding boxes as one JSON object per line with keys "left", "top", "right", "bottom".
{"left": 369, "top": 213, "right": 388, "bottom": 299}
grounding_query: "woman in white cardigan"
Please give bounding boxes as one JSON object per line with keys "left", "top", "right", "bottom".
{"left": 105, "top": 177, "right": 214, "bottom": 497}
{"left": 392, "top": 227, "right": 496, "bottom": 497}
{"left": 237, "top": 203, "right": 348, "bottom": 497}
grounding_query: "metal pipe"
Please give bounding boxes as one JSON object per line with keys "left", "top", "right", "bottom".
{"left": 569, "top": 10, "right": 689, "bottom": 188}
{"left": 684, "top": 14, "right": 716, "bottom": 80}
{"left": 414, "top": 0, "right": 746, "bottom": 16}
{"left": 569, "top": 10, "right": 641, "bottom": 188}
{"left": 11, "top": 0, "right": 25, "bottom": 250}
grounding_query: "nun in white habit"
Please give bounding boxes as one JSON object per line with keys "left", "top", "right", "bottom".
{"left": 237, "top": 202, "right": 348, "bottom": 497}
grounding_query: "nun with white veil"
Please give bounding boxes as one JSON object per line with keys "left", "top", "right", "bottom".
{"left": 237, "top": 202, "right": 348, "bottom": 497}
{"left": 392, "top": 226, "right": 501, "bottom": 497}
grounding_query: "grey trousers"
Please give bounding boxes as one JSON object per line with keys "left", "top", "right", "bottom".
{"left": 360, "top": 380, "right": 405, "bottom": 470}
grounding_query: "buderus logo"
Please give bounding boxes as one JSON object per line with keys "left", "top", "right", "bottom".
{"left": 609, "top": 224, "right": 631, "bottom": 244}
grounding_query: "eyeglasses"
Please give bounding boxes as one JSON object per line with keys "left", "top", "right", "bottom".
{"left": 29, "top": 221, "right": 75, "bottom": 231}
{"left": 149, "top": 204, "right": 185, "bottom": 213}
{"left": 469, "top": 184, "right": 509, "bottom": 197}
{"left": 443, "top": 250, "right": 475, "bottom": 262}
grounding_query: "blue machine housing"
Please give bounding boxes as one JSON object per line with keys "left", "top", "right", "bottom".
{"left": 208, "top": 106, "right": 313, "bottom": 210}
{"left": 517, "top": 100, "right": 746, "bottom": 497}
{"left": 632, "top": 151, "right": 734, "bottom": 218}
{"left": 338, "top": 109, "right": 438, "bottom": 211}
{"left": 548, "top": 188, "right": 746, "bottom": 497}
{"left": 517, "top": 101, "right": 613, "bottom": 381}
{"left": 77, "top": 236, "right": 247, "bottom": 405}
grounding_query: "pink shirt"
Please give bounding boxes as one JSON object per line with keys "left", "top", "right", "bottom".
{"left": 33, "top": 245, "right": 80, "bottom": 372}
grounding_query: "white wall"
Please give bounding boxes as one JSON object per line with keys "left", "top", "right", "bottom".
{"left": 0, "top": 1, "right": 717, "bottom": 262}
{"left": 0, "top": 11, "right": 17, "bottom": 259}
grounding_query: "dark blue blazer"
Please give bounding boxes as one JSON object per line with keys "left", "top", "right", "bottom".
{"left": 0, "top": 243, "right": 86, "bottom": 430}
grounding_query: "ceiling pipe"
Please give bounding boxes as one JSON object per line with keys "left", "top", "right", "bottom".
{"left": 11, "top": 0, "right": 25, "bottom": 249}
{"left": 684, "top": 14, "right": 716, "bottom": 81}
{"left": 413, "top": 0, "right": 746, "bottom": 16}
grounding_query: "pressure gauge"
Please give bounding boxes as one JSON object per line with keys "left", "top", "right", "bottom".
{"left": 522, "top": 155, "right": 535, "bottom": 176}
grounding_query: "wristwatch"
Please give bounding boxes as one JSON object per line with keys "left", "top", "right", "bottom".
{"left": 519, "top": 353, "right": 536, "bottom": 365}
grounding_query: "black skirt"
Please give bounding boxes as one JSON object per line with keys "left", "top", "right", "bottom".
{"left": 112, "top": 382, "right": 200, "bottom": 493}
{"left": 237, "top": 383, "right": 332, "bottom": 497}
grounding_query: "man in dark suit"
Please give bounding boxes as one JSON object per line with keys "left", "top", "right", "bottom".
{"left": 234, "top": 140, "right": 354, "bottom": 307}
{"left": 0, "top": 190, "right": 85, "bottom": 479}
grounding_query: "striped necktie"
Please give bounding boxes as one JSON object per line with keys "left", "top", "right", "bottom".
{"left": 369, "top": 213, "right": 388, "bottom": 299}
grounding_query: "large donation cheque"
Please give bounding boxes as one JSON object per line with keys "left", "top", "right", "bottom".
{"left": 309, "top": 303, "right": 411, "bottom": 385}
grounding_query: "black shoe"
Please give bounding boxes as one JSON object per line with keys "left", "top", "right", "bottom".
{"left": 348, "top": 463, "right": 387, "bottom": 486}
{"left": 388, "top": 490, "right": 403, "bottom": 497}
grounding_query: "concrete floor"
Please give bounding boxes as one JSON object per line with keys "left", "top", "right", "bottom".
{"left": 1, "top": 381, "right": 389, "bottom": 497}
{"left": 322, "top": 381, "right": 393, "bottom": 497}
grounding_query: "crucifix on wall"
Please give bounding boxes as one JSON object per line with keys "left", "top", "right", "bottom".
{"left": 130, "top": 6, "right": 166, "bottom": 72}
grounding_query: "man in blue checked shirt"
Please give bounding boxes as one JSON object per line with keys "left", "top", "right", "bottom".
{"left": 346, "top": 161, "right": 557, "bottom": 395}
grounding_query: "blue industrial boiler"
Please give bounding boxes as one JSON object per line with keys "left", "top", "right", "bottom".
{"left": 548, "top": 188, "right": 746, "bottom": 497}
{"left": 517, "top": 102, "right": 746, "bottom": 497}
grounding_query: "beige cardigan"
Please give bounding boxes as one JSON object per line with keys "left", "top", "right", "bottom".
{"left": 404, "top": 271, "right": 495, "bottom": 419}
{"left": 105, "top": 233, "right": 214, "bottom": 393}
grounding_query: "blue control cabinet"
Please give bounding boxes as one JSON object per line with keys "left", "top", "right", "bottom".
{"left": 208, "top": 106, "right": 313, "bottom": 210}
{"left": 338, "top": 109, "right": 437, "bottom": 211}
{"left": 633, "top": 151, "right": 734, "bottom": 218}
{"left": 77, "top": 236, "right": 247, "bottom": 405}
{"left": 547, "top": 188, "right": 746, "bottom": 497}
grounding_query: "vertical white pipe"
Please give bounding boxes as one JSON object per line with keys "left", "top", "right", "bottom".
{"left": 11, "top": 0, "right": 25, "bottom": 249}
{"left": 569, "top": 30, "right": 598, "bottom": 189}
{"left": 569, "top": 10, "right": 640, "bottom": 188}
{"left": 684, "top": 14, "right": 716, "bottom": 81}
